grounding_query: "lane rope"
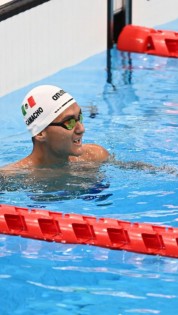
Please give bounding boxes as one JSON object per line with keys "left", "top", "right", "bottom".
{"left": 117, "top": 24, "right": 178, "bottom": 58}
{"left": 0, "top": 204, "right": 178, "bottom": 258}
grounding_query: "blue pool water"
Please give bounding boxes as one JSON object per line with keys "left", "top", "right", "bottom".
{"left": 1, "top": 25, "right": 178, "bottom": 315}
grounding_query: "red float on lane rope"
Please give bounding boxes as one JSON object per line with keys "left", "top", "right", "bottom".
{"left": 117, "top": 24, "right": 178, "bottom": 58}
{"left": 0, "top": 204, "right": 178, "bottom": 258}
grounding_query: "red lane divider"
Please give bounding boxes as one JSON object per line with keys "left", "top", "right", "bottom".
{"left": 1, "top": 204, "right": 178, "bottom": 258}
{"left": 117, "top": 24, "right": 178, "bottom": 58}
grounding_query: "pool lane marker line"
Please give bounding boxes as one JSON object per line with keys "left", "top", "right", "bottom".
{"left": 0, "top": 204, "right": 178, "bottom": 258}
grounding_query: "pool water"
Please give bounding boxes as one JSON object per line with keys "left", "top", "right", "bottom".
{"left": 1, "top": 29, "right": 178, "bottom": 315}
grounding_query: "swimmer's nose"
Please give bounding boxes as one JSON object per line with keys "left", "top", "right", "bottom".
{"left": 74, "top": 121, "right": 85, "bottom": 134}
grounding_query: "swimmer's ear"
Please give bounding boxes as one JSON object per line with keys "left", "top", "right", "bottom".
{"left": 34, "top": 130, "right": 46, "bottom": 142}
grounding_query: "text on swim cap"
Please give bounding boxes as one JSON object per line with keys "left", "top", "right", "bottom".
{"left": 25, "top": 107, "right": 43, "bottom": 126}
{"left": 52, "top": 89, "right": 65, "bottom": 101}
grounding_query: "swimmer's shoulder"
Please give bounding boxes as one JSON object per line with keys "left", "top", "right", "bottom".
{"left": 0, "top": 156, "right": 33, "bottom": 172}
{"left": 70, "top": 143, "right": 109, "bottom": 162}
{"left": 84, "top": 144, "right": 109, "bottom": 161}
{"left": 0, "top": 162, "right": 18, "bottom": 171}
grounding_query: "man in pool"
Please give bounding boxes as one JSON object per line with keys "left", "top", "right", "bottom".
{"left": 2, "top": 84, "right": 177, "bottom": 176}
{"left": 3, "top": 84, "right": 109, "bottom": 169}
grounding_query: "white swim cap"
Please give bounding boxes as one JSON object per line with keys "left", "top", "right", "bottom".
{"left": 21, "top": 85, "right": 76, "bottom": 136}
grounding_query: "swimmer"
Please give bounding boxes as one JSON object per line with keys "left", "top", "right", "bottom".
{"left": 2, "top": 85, "right": 109, "bottom": 170}
{"left": 1, "top": 85, "right": 177, "bottom": 177}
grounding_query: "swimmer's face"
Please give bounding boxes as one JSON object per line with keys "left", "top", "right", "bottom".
{"left": 44, "top": 102, "right": 85, "bottom": 158}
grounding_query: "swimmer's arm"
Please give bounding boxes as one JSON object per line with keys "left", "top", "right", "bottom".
{"left": 72, "top": 145, "right": 176, "bottom": 173}
{"left": 108, "top": 155, "right": 178, "bottom": 175}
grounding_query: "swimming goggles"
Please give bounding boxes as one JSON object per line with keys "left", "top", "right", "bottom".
{"left": 48, "top": 111, "right": 83, "bottom": 130}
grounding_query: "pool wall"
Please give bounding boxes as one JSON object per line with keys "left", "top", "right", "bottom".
{"left": 132, "top": 0, "right": 178, "bottom": 28}
{"left": 0, "top": 0, "right": 109, "bottom": 96}
{"left": 0, "top": 0, "right": 178, "bottom": 98}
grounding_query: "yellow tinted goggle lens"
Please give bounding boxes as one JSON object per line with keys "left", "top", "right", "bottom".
{"left": 64, "top": 114, "right": 83, "bottom": 130}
